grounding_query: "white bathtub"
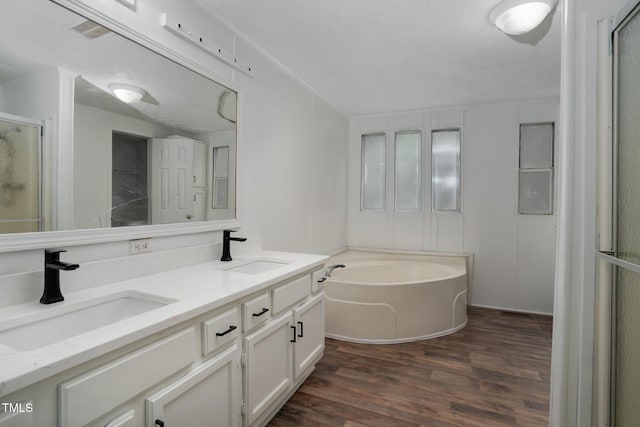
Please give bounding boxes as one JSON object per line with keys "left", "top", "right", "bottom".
{"left": 324, "top": 250, "right": 470, "bottom": 344}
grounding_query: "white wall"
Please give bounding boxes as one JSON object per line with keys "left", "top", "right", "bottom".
{"left": 349, "top": 99, "right": 558, "bottom": 314}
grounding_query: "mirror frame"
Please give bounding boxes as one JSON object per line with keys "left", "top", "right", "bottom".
{"left": 0, "top": 0, "right": 241, "bottom": 253}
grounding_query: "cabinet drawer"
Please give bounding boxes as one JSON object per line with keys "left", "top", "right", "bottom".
{"left": 272, "top": 275, "right": 310, "bottom": 314}
{"left": 59, "top": 328, "right": 196, "bottom": 427}
{"left": 243, "top": 292, "right": 271, "bottom": 331}
{"left": 104, "top": 409, "right": 135, "bottom": 427}
{"left": 202, "top": 307, "right": 240, "bottom": 356}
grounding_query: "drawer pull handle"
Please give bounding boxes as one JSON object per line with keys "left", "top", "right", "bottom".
{"left": 290, "top": 325, "right": 297, "bottom": 343}
{"left": 297, "top": 321, "right": 304, "bottom": 337}
{"left": 155, "top": 420, "right": 165, "bottom": 427}
{"left": 216, "top": 325, "right": 237, "bottom": 337}
{"left": 252, "top": 308, "right": 269, "bottom": 317}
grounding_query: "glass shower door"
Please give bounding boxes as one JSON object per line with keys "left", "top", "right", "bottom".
{"left": 602, "top": 2, "right": 640, "bottom": 424}
{"left": 0, "top": 113, "right": 42, "bottom": 233}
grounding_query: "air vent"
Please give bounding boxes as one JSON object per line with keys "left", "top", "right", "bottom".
{"left": 71, "top": 20, "right": 110, "bottom": 39}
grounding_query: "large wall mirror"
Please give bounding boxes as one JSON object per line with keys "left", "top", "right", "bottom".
{"left": 0, "top": 0, "right": 237, "bottom": 237}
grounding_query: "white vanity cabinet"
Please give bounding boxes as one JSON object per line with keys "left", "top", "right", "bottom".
{"left": 242, "top": 272, "right": 325, "bottom": 427}
{"left": 0, "top": 264, "right": 326, "bottom": 427}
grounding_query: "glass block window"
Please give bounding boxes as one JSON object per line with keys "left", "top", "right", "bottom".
{"left": 395, "top": 131, "right": 422, "bottom": 211}
{"left": 361, "top": 133, "right": 386, "bottom": 210}
{"left": 519, "top": 123, "right": 554, "bottom": 214}
{"left": 432, "top": 129, "right": 461, "bottom": 212}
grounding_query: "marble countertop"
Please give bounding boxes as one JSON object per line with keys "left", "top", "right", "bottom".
{"left": 0, "top": 250, "right": 327, "bottom": 397}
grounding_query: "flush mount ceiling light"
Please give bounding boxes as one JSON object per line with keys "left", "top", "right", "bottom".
{"left": 109, "top": 84, "right": 146, "bottom": 104}
{"left": 490, "top": 0, "right": 558, "bottom": 35}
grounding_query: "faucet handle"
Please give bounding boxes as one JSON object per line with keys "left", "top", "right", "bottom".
{"left": 45, "top": 248, "right": 67, "bottom": 254}
{"left": 45, "top": 248, "right": 67, "bottom": 259}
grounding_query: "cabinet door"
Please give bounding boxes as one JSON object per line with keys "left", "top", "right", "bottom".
{"left": 293, "top": 292, "right": 325, "bottom": 379}
{"left": 146, "top": 344, "right": 241, "bottom": 427}
{"left": 243, "top": 312, "right": 293, "bottom": 426}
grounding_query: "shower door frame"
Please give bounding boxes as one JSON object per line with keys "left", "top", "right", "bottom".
{"left": 595, "top": 1, "right": 640, "bottom": 424}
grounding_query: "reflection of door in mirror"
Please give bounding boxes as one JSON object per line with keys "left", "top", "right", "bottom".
{"left": 151, "top": 137, "right": 207, "bottom": 224}
{"left": 0, "top": 113, "right": 42, "bottom": 233}
{"left": 111, "top": 132, "right": 149, "bottom": 227}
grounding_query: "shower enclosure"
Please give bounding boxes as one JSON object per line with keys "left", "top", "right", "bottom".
{"left": 0, "top": 113, "right": 42, "bottom": 233}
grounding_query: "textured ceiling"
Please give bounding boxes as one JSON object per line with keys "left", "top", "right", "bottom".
{"left": 197, "top": 0, "right": 561, "bottom": 116}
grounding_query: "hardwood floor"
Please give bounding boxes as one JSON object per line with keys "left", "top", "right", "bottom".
{"left": 268, "top": 306, "right": 553, "bottom": 427}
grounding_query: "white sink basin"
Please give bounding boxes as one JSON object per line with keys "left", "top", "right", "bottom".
{"left": 223, "top": 259, "right": 291, "bottom": 275}
{"left": 0, "top": 291, "right": 176, "bottom": 352}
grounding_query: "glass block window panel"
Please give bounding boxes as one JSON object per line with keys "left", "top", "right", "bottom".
{"left": 519, "top": 170, "right": 552, "bottom": 214}
{"left": 212, "top": 146, "right": 229, "bottom": 209}
{"left": 519, "top": 122, "right": 554, "bottom": 215}
{"left": 395, "top": 131, "right": 422, "bottom": 211}
{"left": 520, "top": 123, "right": 554, "bottom": 168}
{"left": 361, "top": 133, "right": 386, "bottom": 210}
{"left": 432, "top": 129, "right": 461, "bottom": 212}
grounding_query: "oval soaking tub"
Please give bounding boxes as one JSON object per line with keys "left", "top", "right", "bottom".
{"left": 324, "top": 250, "right": 470, "bottom": 344}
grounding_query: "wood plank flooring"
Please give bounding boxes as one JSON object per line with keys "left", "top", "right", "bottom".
{"left": 268, "top": 306, "right": 553, "bottom": 427}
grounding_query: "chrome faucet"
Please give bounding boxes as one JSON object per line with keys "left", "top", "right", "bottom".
{"left": 326, "top": 264, "right": 346, "bottom": 276}
{"left": 220, "top": 229, "right": 247, "bottom": 262}
{"left": 41, "top": 249, "right": 79, "bottom": 304}
{"left": 318, "top": 264, "right": 345, "bottom": 283}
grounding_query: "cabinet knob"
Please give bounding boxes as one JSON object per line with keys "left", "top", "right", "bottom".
{"left": 186, "top": 214, "right": 192, "bottom": 219}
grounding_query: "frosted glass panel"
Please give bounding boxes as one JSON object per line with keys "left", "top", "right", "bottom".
{"left": 617, "top": 7, "right": 640, "bottom": 266}
{"left": 212, "top": 146, "right": 229, "bottom": 209}
{"left": 519, "top": 171, "right": 552, "bottom": 215}
{"left": 361, "top": 134, "right": 386, "bottom": 210}
{"left": 0, "top": 117, "right": 41, "bottom": 233}
{"left": 395, "top": 131, "right": 421, "bottom": 211}
{"left": 614, "top": 7, "right": 640, "bottom": 425}
{"left": 520, "top": 123, "right": 553, "bottom": 168}
{"left": 615, "top": 267, "right": 640, "bottom": 423}
{"left": 213, "top": 146, "right": 229, "bottom": 177}
{"left": 432, "top": 129, "right": 460, "bottom": 212}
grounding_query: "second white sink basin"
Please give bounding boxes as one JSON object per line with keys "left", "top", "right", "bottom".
{"left": 0, "top": 291, "right": 176, "bottom": 352}
{"left": 224, "top": 259, "right": 291, "bottom": 275}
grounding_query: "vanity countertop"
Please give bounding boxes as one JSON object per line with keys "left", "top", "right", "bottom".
{"left": 0, "top": 250, "right": 327, "bottom": 397}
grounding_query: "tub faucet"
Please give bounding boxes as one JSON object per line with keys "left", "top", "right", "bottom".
{"left": 220, "top": 229, "right": 247, "bottom": 262}
{"left": 41, "top": 249, "right": 79, "bottom": 304}
{"left": 320, "top": 264, "right": 345, "bottom": 282}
